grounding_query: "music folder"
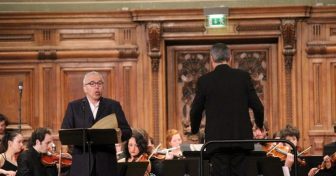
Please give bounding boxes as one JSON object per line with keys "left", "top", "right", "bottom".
{"left": 59, "top": 113, "right": 120, "bottom": 146}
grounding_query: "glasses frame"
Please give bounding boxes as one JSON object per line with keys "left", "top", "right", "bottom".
{"left": 85, "top": 81, "right": 104, "bottom": 87}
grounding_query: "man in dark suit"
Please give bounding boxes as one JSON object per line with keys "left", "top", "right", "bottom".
{"left": 17, "top": 128, "right": 57, "bottom": 176}
{"left": 190, "top": 43, "right": 264, "bottom": 176}
{"left": 61, "top": 71, "right": 132, "bottom": 176}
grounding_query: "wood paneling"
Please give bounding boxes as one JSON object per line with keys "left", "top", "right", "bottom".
{"left": 0, "top": 6, "right": 335, "bottom": 154}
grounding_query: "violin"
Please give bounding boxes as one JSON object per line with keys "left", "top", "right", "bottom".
{"left": 135, "top": 153, "right": 149, "bottom": 162}
{"left": 263, "top": 143, "right": 307, "bottom": 166}
{"left": 41, "top": 152, "right": 72, "bottom": 167}
{"left": 131, "top": 153, "right": 151, "bottom": 176}
{"left": 316, "top": 152, "right": 336, "bottom": 173}
{"left": 147, "top": 143, "right": 166, "bottom": 160}
{"left": 41, "top": 143, "right": 72, "bottom": 168}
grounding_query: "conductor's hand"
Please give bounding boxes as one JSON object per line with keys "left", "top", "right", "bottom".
{"left": 253, "top": 128, "right": 265, "bottom": 139}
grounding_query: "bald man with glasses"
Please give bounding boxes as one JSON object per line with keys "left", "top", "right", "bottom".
{"left": 61, "top": 71, "right": 132, "bottom": 176}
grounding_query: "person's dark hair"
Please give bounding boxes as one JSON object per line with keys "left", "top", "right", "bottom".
{"left": 272, "top": 131, "right": 282, "bottom": 139}
{"left": 0, "top": 114, "right": 9, "bottom": 126}
{"left": 0, "top": 131, "right": 21, "bottom": 153}
{"left": 124, "top": 129, "right": 148, "bottom": 160}
{"left": 210, "top": 43, "right": 230, "bottom": 63}
{"left": 28, "top": 128, "right": 51, "bottom": 148}
{"left": 280, "top": 124, "right": 300, "bottom": 141}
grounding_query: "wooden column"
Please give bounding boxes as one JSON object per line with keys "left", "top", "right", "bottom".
{"left": 147, "top": 22, "right": 162, "bottom": 143}
{"left": 281, "top": 19, "right": 296, "bottom": 124}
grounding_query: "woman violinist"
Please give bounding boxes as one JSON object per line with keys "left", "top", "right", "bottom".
{"left": 120, "top": 129, "right": 152, "bottom": 176}
{"left": 0, "top": 131, "right": 24, "bottom": 176}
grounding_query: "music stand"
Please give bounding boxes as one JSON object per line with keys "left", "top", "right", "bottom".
{"left": 117, "top": 162, "right": 149, "bottom": 176}
{"left": 59, "top": 128, "right": 118, "bottom": 176}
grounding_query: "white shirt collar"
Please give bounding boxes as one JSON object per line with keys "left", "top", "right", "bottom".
{"left": 87, "top": 98, "right": 100, "bottom": 119}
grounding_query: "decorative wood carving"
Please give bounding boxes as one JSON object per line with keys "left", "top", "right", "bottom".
{"left": 38, "top": 50, "right": 57, "bottom": 60}
{"left": 233, "top": 51, "right": 267, "bottom": 99}
{"left": 119, "top": 49, "right": 139, "bottom": 59}
{"left": 281, "top": 19, "right": 296, "bottom": 124}
{"left": 312, "top": 63, "right": 322, "bottom": 126}
{"left": 330, "top": 28, "right": 336, "bottom": 36}
{"left": 163, "top": 21, "right": 205, "bottom": 33}
{"left": 306, "top": 45, "right": 336, "bottom": 56}
{"left": 332, "top": 63, "right": 336, "bottom": 125}
{"left": 177, "top": 52, "right": 210, "bottom": 142}
{"left": 236, "top": 24, "right": 279, "bottom": 32}
{"left": 147, "top": 22, "right": 161, "bottom": 72}
{"left": 0, "top": 34, "right": 33, "bottom": 42}
{"left": 281, "top": 19, "right": 296, "bottom": 72}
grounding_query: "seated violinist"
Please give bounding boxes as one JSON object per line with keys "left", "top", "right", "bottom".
{"left": 164, "top": 129, "right": 183, "bottom": 160}
{"left": 308, "top": 154, "right": 336, "bottom": 176}
{"left": 0, "top": 131, "right": 24, "bottom": 176}
{"left": 17, "top": 128, "right": 58, "bottom": 176}
{"left": 119, "top": 128, "right": 151, "bottom": 176}
{"left": 279, "top": 124, "right": 312, "bottom": 176}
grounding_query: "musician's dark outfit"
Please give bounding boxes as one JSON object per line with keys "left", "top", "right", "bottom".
{"left": 16, "top": 147, "right": 57, "bottom": 176}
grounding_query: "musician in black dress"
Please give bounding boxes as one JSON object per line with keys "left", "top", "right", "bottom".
{"left": 0, "top": 131, "right": 24, "bottom": 176}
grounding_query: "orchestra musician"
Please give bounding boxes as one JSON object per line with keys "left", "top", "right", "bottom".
{"left": 278, "top": 124, "right": 313, "bottom": 176}
{"left": 119, "top": 129, "right": 151, "bottom": 176}
{"left": 16, "top": 128, "right": 58, "bottom": 176}
{"left": 0, "top": 114, "right": 9, "bottom": 142}
{"left": 0, "top": 131, "right": 24, "bottom": 176}
{"left": 308, "top": 154, "right": 336, "bottom": 176}
{"left": 164, "top": 129, "right": 183, "bottom": 160}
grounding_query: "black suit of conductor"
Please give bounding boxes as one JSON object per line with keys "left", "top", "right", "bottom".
{"left": 190, "top": 43, "right": 264, "bottom": 176}
{"left": 61, "top": 71, "right": 131, "bottom": 176}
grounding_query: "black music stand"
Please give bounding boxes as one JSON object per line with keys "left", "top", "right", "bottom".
{"left": 117, "top": 162, "right": 149, "bottom": 176}
{"left": 59, "top": 128, "right": 118, "bottom": 176}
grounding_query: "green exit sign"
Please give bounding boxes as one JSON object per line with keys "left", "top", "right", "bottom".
{"left": 207, "top": 14, "right": 227, "bottom": 28}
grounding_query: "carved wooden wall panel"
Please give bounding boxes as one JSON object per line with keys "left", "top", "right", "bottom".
{"left": 304, "top": 9, "right": 336, "bottom": 153}
{"left": 167, "top": 45, "right": 210, "bottom": 143}
{"left": 0, "top": 64, "right": 37, "bottom": 134}
{"left": 41, "top": 64, "right": 57, "bottom": 131}
{"left": 332, "top": 62, "right": 336, "bottom": 126}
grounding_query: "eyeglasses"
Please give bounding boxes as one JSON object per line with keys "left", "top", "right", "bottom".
{"left": 85, "top": 81, "right": 104, "bottom": 87}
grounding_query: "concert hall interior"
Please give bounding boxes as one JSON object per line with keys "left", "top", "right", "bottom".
{"left": 0, "top": 0, "right": 336, "bottom": 176}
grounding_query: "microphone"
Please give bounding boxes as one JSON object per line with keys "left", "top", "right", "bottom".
{"left": 18, "top": 80, "right": 23, "bottom": 132}
{"left": 18, "top": 80, "right": 23, "bottom": 95}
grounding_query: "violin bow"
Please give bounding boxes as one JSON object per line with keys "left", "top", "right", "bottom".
{"left": 266, "top": 143, "right": 281, "bottom": 155}
{"left": 58, "top": 149, "right": 62, "bottom": 176}
{"left": 148, "top": 143, "right": 162, "bottom": 160}
{"left": 298, "top": 145, "right": 312, "bottom": 156}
